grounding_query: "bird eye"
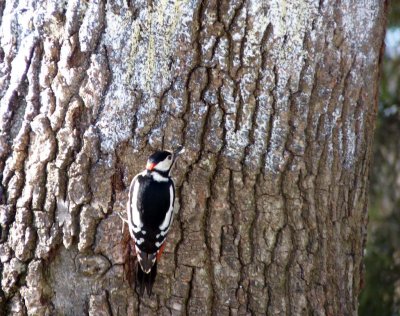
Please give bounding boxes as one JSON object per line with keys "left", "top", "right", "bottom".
{"left": 168, "top": 155, "right": 172, "bottom": 160}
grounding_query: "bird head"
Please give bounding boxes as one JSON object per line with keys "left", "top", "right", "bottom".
{"left": 146, "top": 146, "right": 184, "bottom": 173}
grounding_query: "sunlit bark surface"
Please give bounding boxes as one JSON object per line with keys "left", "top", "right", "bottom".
{"left": 0, "top": 0, "right": 386, "bottom": 315}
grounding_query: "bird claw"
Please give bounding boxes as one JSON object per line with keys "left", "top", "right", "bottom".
{"left": 117, "top": 212, "right": 128, "bottom": 234}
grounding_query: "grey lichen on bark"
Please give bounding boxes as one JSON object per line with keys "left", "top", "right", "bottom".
{"left": 0, "top": 0, "right": 387, "bottom": 315}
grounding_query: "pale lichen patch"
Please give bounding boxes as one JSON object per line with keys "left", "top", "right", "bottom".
{"left": 95, "top": 0, "right": 200, "bottom": 152}
{"left": 78, "top": 0, "right": 105, "bottom": 53}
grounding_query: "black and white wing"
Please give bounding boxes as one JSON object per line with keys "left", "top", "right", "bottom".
{"left": 126, "top": 171, "right": 176, "bottom": 296}
{"left": 154, "top": 180, "right": 175, "bottom": 248}
{"left": 126, "top": 173, "right": 143, "bottom": 239}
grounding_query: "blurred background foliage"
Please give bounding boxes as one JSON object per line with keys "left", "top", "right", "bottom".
{"left": 359, "top": 1, "right": 400, "bottom": 315}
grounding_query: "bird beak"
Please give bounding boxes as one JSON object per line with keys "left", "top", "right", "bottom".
{"left": 173, "top": 146, "right": 185, "bottom": 161}
{"left": 146, "top": 162, "right": 156, "bottom": 171}
{"left": 173, "top": 146, "right": 185, "bottom": 156}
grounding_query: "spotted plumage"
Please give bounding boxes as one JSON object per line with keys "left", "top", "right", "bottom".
{"left": 126, "top": 147, "right": 184, "bottom": 296}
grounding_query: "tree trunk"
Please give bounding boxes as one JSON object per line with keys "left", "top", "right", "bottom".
{"left": 0, "top": 0, "right": 387, "bottom": 315}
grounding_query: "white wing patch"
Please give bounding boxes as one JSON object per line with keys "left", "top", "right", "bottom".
{"left": 127, "top": 174, "right": 143, "bottom": 238}
{"left": 131, "top": 180, "right": 142, "bottom": 228}
{"left": 160, "top": 230, "right": 168, "bottom": 237}
{"left": 159, "top": 184, "right": 174, "bottom": 231}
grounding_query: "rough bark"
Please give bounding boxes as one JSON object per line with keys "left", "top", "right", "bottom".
{"left": 0, "top": 0, "right": 386, "bottom": 315}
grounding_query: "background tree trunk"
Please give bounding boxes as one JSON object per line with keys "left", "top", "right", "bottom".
{"left": 359, "top": 5, "right": 400, "bottom": 313}
{"left": 0, "top": 0, "right": 386, "bottom": 315}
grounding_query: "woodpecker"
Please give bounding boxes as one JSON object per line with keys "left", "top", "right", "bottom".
{"left": 126, "top": 146, "right": 184, "bottom": 296}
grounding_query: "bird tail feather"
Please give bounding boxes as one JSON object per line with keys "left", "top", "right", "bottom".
{"left": 136, "top": 261, "right": 157, "bottom": 296}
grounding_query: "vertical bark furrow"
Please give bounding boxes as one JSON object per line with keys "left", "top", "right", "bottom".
{"left": 0, "top": 36, "right": 37, "bottom": 132}
{"left": 0, "top": 0, "right": 387, "bottom": 315}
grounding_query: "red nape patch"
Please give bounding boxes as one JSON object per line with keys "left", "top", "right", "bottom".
{"left": 156, "top": 242, "right": 166, "bottom": 261}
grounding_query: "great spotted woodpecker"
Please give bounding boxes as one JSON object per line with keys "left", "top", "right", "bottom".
{"left": 126, "top": 147, "right": 184, "bottom": 296}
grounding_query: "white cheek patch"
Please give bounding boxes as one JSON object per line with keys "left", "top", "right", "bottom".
{"left": 154, "top": 158, "right": 173, "bottom": 172}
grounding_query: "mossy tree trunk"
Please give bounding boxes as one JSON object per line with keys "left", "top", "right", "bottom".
{"left": 0, "top": 0, "right": 386, "bottom": 315}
